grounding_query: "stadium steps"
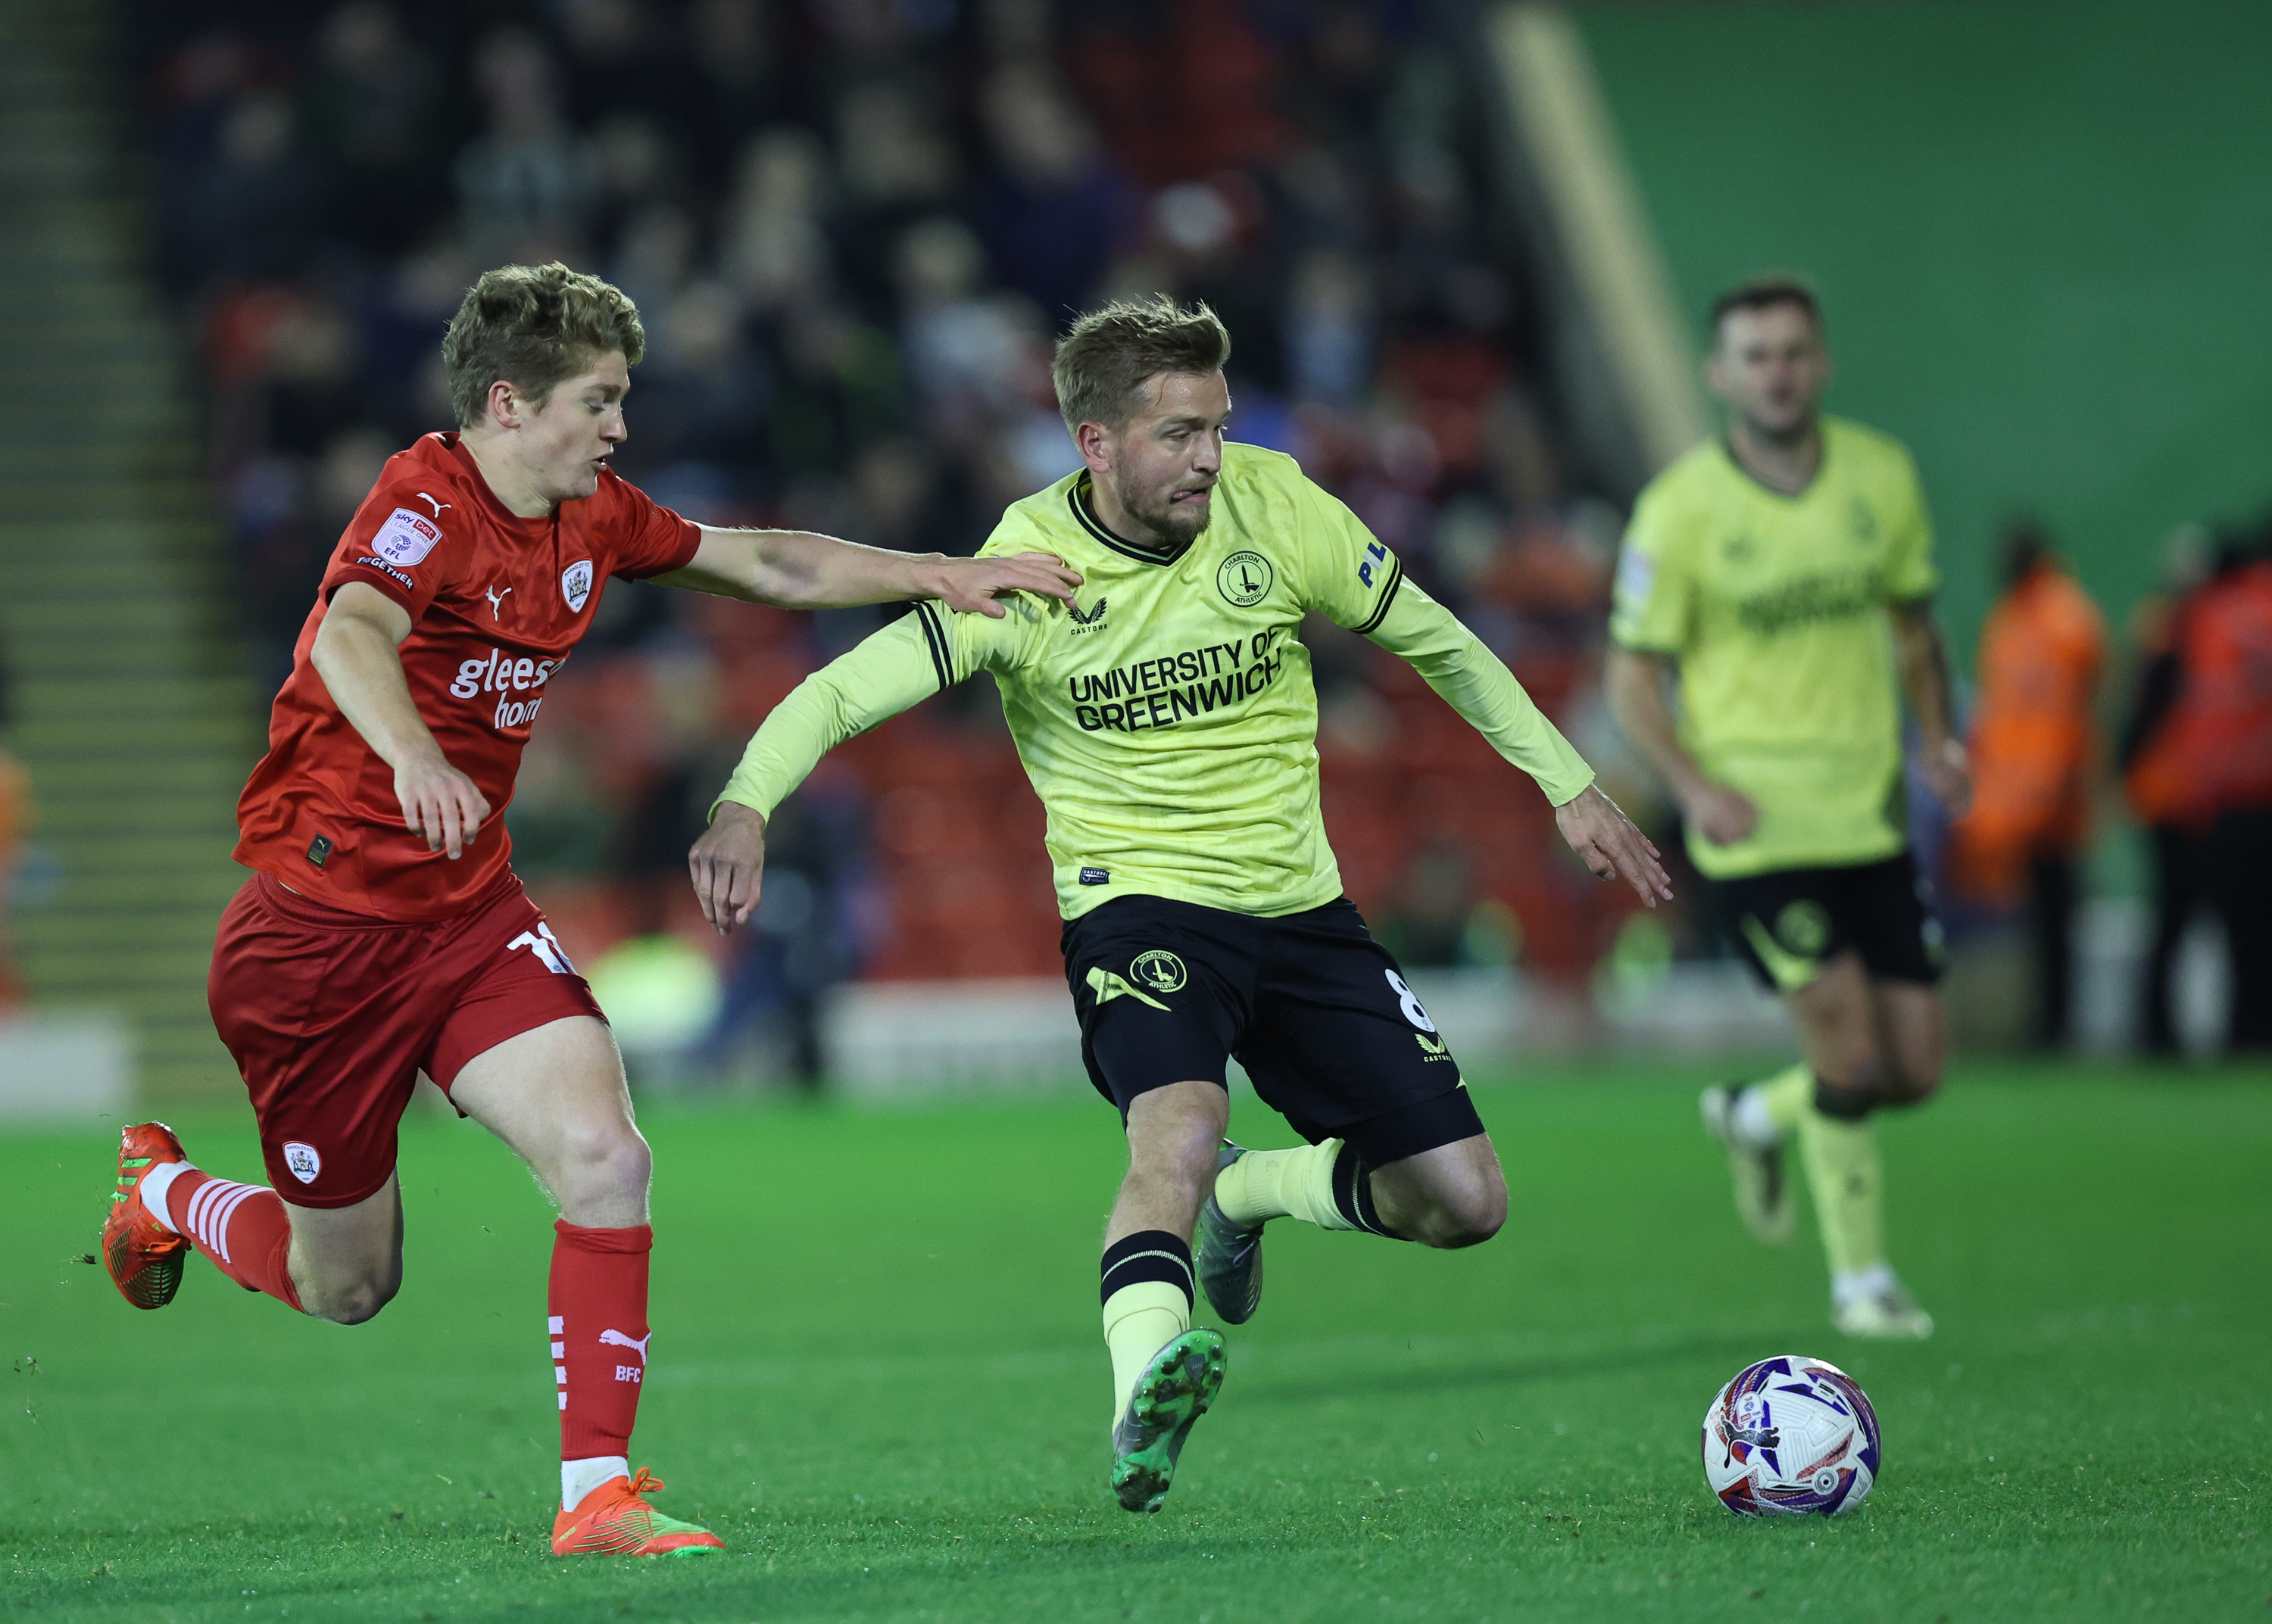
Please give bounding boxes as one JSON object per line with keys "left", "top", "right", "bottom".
{"left": 0, "top": 2, "right": 266, "bottom": 1104}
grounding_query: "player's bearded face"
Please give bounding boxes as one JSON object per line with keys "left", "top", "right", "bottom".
{"left": 520, "top": 351, "right": 632, "bottom": 505}
{"left": 1709, "top": 307, "right": 1829, "bottom": 442}
{"left": 1099, "top": 371, "right": 1231, "bottom": 550}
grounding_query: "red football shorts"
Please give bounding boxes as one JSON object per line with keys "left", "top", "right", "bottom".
{"left": 208, "top": 870, "right": 607, "bottom": 1208}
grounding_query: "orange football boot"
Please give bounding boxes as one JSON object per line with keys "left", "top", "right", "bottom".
{"left": 102, "top": 1122, "right": 191, "bottom": 1310}
{"left": 551, "top": 1469, "right": 725, "bottom": 1558}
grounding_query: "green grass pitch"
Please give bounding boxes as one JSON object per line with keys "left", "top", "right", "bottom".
{"left": 5, "top": 1061, "right": 2267, "bottom": 1621}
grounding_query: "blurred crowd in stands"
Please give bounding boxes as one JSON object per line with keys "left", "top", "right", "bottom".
{"left": 130, "top": 0, "right": 1642, "bottom": 1081}
{"left": 111, "top": 0, "right": 2271, "bottom": 1077}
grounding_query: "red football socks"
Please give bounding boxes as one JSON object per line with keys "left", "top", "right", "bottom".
{"left": 164, "top": 1170, "right": 304, "bottom": 1311}
{"left": 549, "top": 1220, "right": 654, "bottom": 1460}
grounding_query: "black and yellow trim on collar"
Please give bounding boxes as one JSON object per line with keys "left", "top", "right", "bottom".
{"left": 1351, "top": 555, "right": 1404, "bottom": 635}
{"left": 1067, "top": 481, "right": 1191, "bottom": 566}
{"left": 911, "top": 600, "right": 953, "bottom": 692}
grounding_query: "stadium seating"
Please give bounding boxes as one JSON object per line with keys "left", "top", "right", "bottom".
{"left": 0, "top": 6, "right": 263, "bottom": 1100}
{"left": 4, "top": 2, "right": 1668, "bottom": 1091}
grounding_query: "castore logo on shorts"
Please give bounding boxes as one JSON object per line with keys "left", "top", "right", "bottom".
{"left": 450, "top": 647, "right": 566, "bottom": 730}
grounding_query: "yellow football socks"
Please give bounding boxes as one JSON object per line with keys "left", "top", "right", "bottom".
{"left": 1796, "top": 1110, "right": 1886, "bottom": 1276}
{"left": 1099, "top": 1230, "right": 1198, "bottom": 1427}
{"left": 1210, "top": 1139, "right": 1358, "bottom": 1232}
{"left": 1103, "top": 1281, "right": 1189, "bottom": 1426}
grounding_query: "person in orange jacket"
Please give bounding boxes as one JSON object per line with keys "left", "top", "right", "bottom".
{"left": 2119, "top": 532, "right": 2212, "bottom": 1055}
{"left": 2124, "top": 531, "right": 2272, "bottom": 1052}
{"left": 1946, "top": 521, "right": 2104, "bottom": 1049}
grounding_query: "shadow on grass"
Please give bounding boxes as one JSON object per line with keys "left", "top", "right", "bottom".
{"left": 1231, "top": 1328, "right": 1802, "bottom": 1407}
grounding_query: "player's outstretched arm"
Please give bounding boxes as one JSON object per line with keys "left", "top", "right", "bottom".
{"left": 655, "top": 527, "right": 1082, "bottom": 618}
{"left": 311, "top": 582, "right": 492, "bottom": 859}
{"left": 1554, "top": 783, "right": 1674, "bottom": 909}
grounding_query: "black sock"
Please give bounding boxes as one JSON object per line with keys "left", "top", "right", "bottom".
{"left": 1812, "top": 1074, "right": 1878, "bottom": 1122}
{"left": 1329, "top": 1142, "right": 1403, "bottom": 1239}
{"left": 1100, "top": 1230, "right": 1195, "bottom": 1310}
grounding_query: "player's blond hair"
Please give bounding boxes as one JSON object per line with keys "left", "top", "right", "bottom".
{"left": 1052, "top": 296, "right": 1231, "bottom": 435}
{"left": 442, "top": 262, "right": 646, "bottom": 428}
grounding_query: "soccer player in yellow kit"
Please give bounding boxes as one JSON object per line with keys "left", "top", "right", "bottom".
{"left": 1606, "top": 279, "right": 1969, "bottom": 1340}
{"left": 689, "top": 298, "right": 1670, "bottom": 1510}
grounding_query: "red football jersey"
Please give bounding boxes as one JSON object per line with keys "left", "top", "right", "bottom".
{"left": 235, "top": 432, "right": 701, "bottom": 921}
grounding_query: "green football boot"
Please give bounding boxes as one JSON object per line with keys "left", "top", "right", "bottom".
{"left": 1110, "top": 1328, "right": 1227, "bottom": 1513}
{"left": 1196, "top": 1139, "right": 1265, "bottom": 1323}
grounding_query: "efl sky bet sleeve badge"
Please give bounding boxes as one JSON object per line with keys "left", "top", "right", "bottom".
{"left": 372, "top": 507, "right": 443, "bottom": 567}
{"left": 562, "top": 558, "right": 595, "bottom": 613}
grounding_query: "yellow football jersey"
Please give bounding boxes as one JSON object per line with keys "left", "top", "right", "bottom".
{"left": 1610, "top": 417, "right": 1939, "bottom": 879}
{"left": 720, "top": 443, "right": 1595, "bottom": 919}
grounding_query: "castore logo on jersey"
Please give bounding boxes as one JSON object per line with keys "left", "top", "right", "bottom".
{"left": 1068, "top": 596, "right": 1108, "bottom": 633}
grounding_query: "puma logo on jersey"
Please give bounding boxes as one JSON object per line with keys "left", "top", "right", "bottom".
{"left": 598, "top": 1328, "right": 650, "bottom": 1359}
{"left": 485, "top": 585, "right": 513, "bottom": 620}
{"left": 415, "top": 492, "right": 452, "bottom": 517}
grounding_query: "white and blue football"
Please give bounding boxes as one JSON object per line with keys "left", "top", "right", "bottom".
{"left": 1702, "top": 1354, "right": 1880, "bottom": 1516}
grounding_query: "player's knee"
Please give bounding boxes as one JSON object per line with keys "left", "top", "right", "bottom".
{"left": 1127, "top": 1127, "right": 1219, "bottom": 1202}
{"left": 1407, "top": 1174, "right": 1506, "bottom": 1249}
{"left": 1880, "top": 1062, "right": 1943, "bottom": 1109}
{"left": 304, "top": 1263, "right": 401, "bottom": 1326}
{"left": 555, "top": 1117, "right": 652, "bottom": 1206}
{"left": 1812, "top": 1055, "right": 1887, "bottom": 1121}
{"left": 324, "top": 1276, "right": 398, "bottom": 1326}
{"left": 1123, "top": 1084, "right": 1227, "bottom": 1194}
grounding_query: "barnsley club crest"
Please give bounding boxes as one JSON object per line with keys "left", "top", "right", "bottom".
{"left": 561, "top": 558, "right": 595, "bottom": 613}
{"left": 281, "top": 1141, "right": 322, "bottom": 1185}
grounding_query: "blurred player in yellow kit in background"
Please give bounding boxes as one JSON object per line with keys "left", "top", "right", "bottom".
{"left": 1606, "top": 279, "right": 1968, "bottom": 1339}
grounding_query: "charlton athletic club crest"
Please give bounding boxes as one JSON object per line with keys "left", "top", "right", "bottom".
{"left": 561, "top": 558, "right": 595, "bottom": 613}
{"left": 1216, "top": 551, "right": 1273, "bottom": 607}
{"left": 282, "top": 1141, "right": 322, "bottom": 1186}
{"left": 1130, "top": 949, "right": 1187, "bottom": 996}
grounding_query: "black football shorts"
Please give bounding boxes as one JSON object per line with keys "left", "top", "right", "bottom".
{"left": 1712, "top": 850, "right": 1944, "bottom": 994}
{"left": 1060, "top": 893, "right": 1484, "bottom": 1167}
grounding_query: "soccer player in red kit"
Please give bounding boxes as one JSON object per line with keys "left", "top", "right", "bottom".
{"left": 97, "top": 263, "right": 1079, "bottom": 1557}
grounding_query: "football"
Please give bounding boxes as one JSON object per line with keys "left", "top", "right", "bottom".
{"left": 1702, "top": 1354, "right": 1881, "bottom": 1516}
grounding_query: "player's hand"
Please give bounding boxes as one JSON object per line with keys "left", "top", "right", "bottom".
{"left": 394, "top": 752, "right": 490, "bottom": 860}
{"left": 922, "top": 552, "right": 1083, "bottom": 619}
{"left": 689, "top": 800, "right": 767, "bottom": 935}
{"left": 1555, "top": 783, "right": 1675, "bottom": 908}
{"left": 1919, "top": 737, "right": 1972, "bottom": 817}
{"left": 1683, "top": 781, "right": 1760, "bottom": 846}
